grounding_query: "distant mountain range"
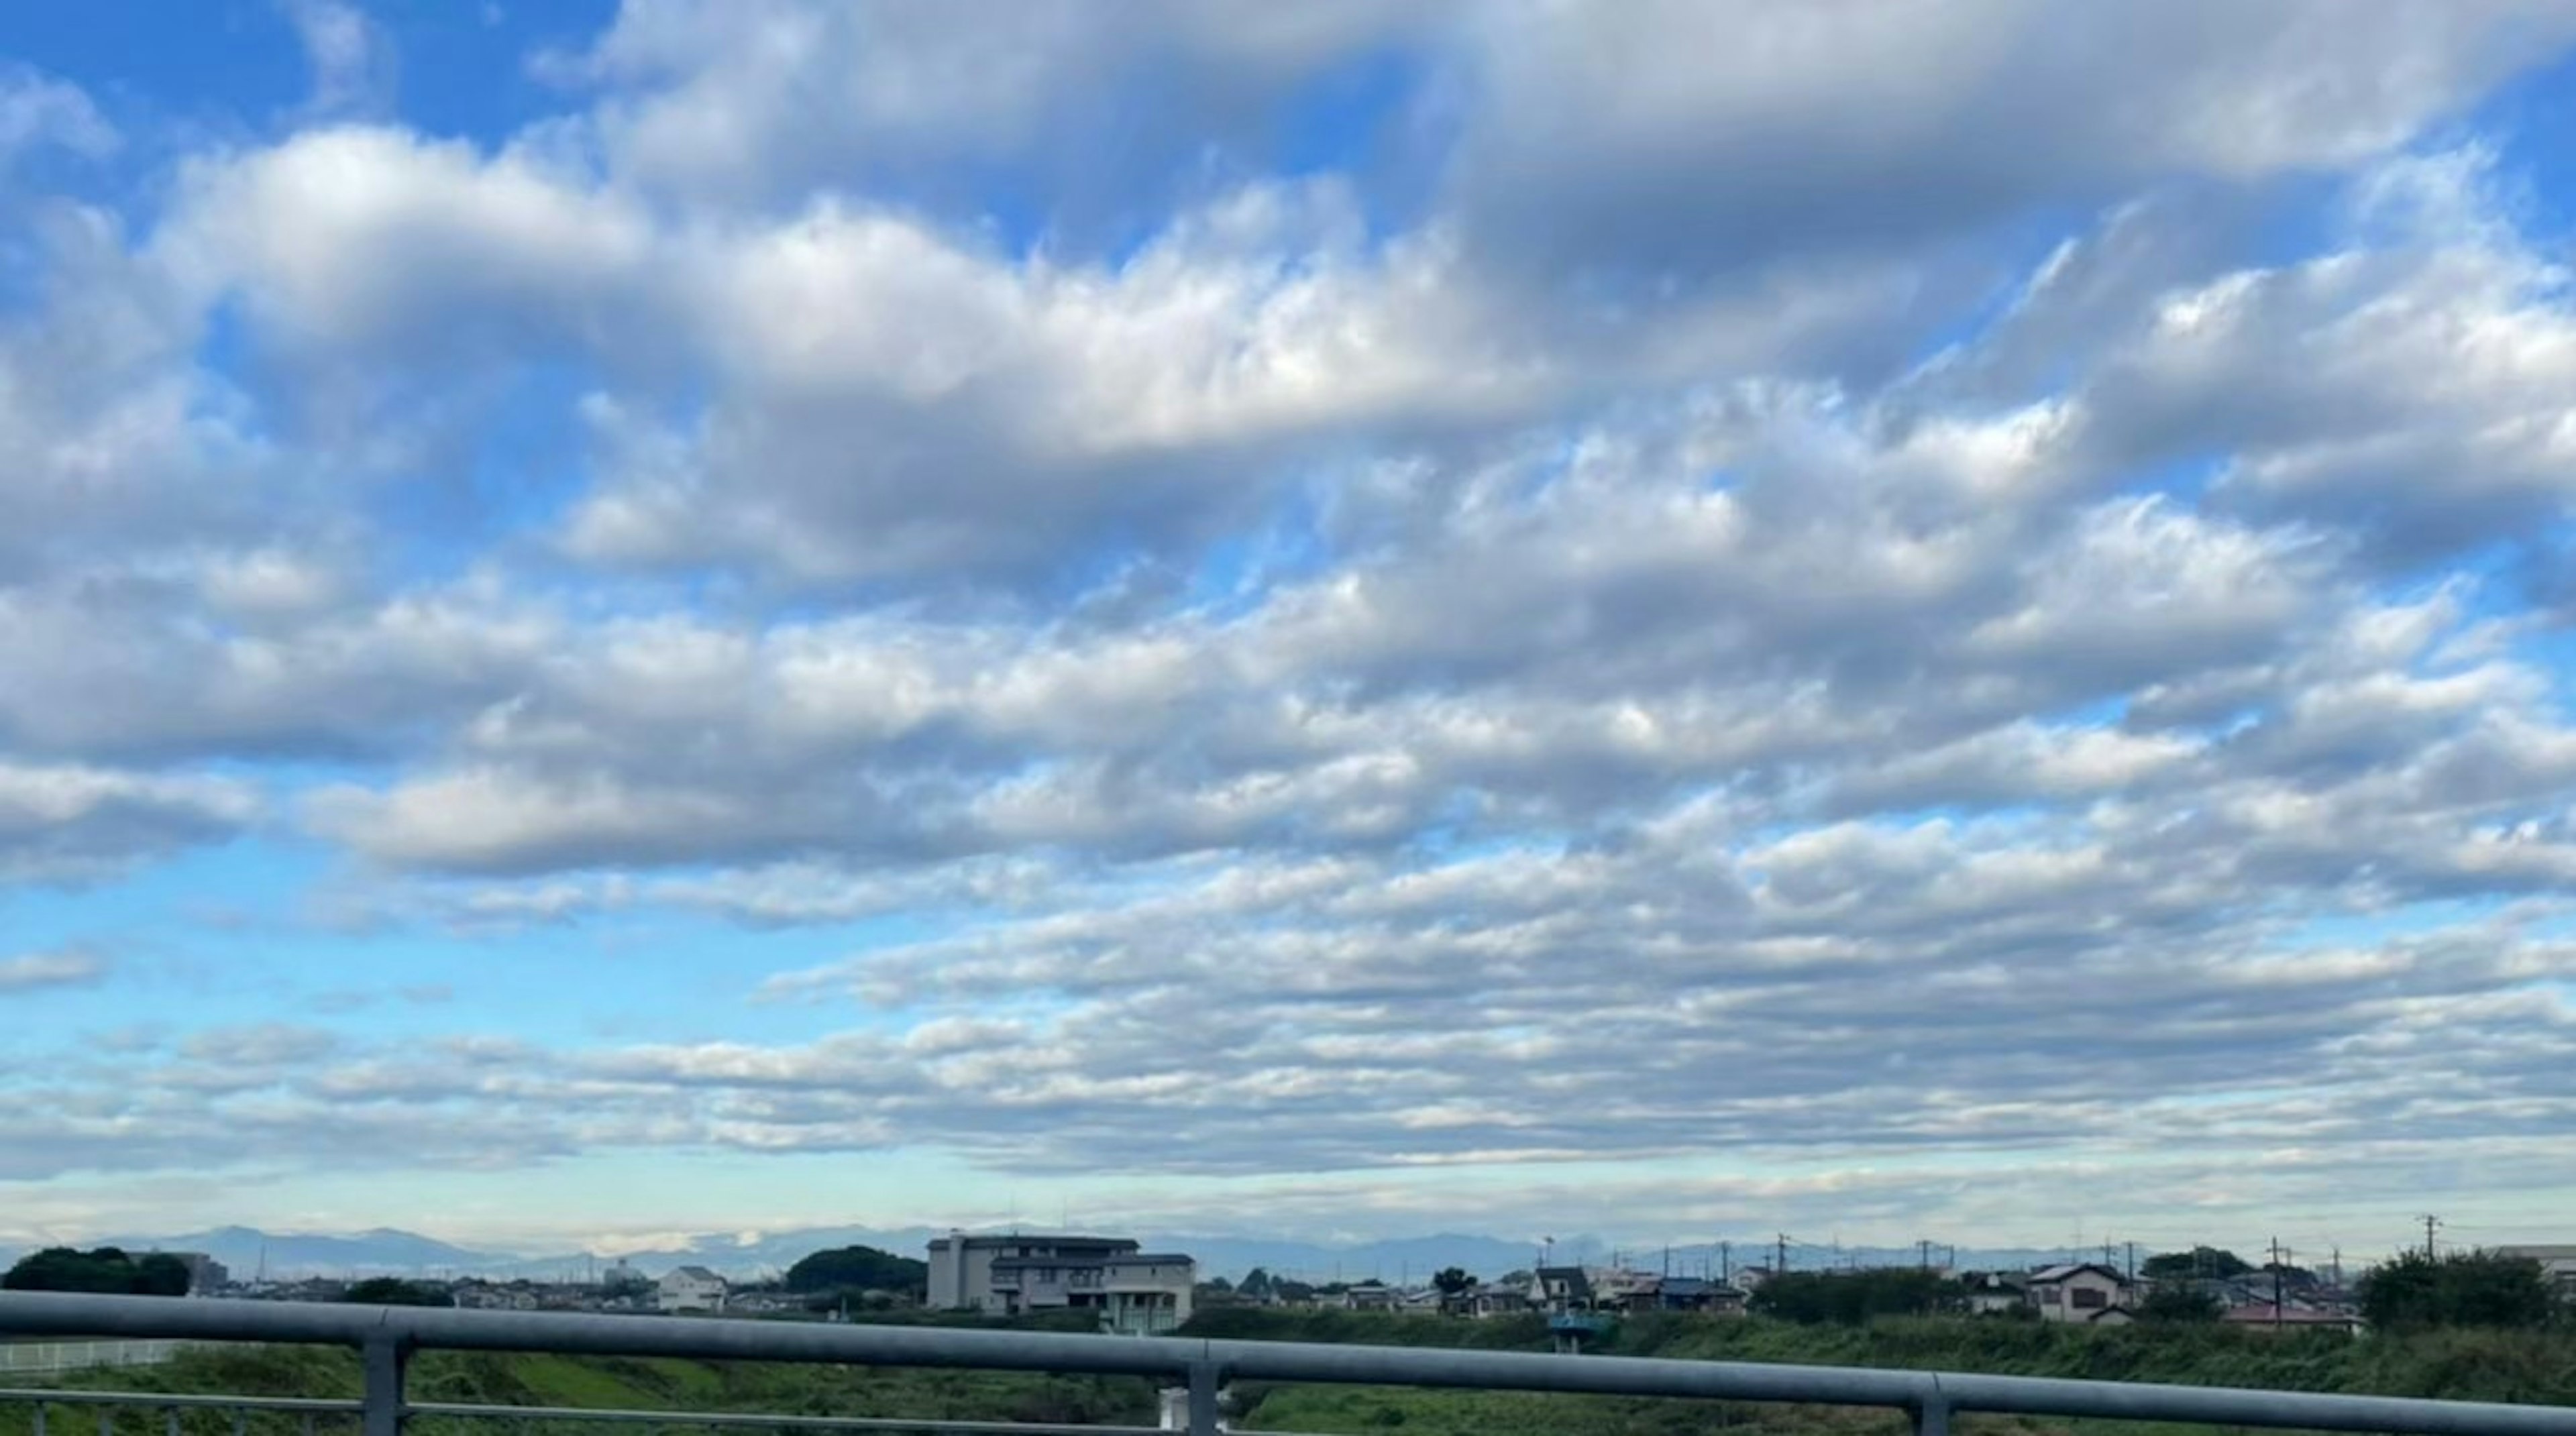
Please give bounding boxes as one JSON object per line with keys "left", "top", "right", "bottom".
{"left": 3, "top": 1222, "right": 2103, "bottom": 1283}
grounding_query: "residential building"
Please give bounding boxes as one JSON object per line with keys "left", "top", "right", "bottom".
{"left": 2493, "top": 1245, "right": 2576, "bottom": 1299}
{"left": 2025, "top": 1263, "right": 2128, "bottom": 1323}
{"left": 657, "top": 1265, "right": 727, "bottom": 1313}
{"left": 1340, "top": 1278, "right": 1397, "bottom": 1312}
{"left": 1959, "top": 1271, "right": 2027, "bottom": 1317}
{"left": 1619, "top": 1276, "right": 1743, "bottom": 1313}
{"left": 925, "top": 1232, "right": 1195, "bottom": 1335}
{"left": 1466, "top": 1287, "right": 1530, "bottom": 1319}
{"left": 1531, "top": 1266, "right": 1593, "bottom": 1314}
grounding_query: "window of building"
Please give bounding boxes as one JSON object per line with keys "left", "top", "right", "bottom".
{"left": 2072, "top": 1287, "right": 2107, "bottom": 1309}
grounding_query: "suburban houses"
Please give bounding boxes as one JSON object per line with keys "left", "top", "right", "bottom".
{"left": 26, "top": 1230, "right": 2554, "bottom": 1340}
{"left": 926, "top": 1231, "right": 1198, "bottom": 1335}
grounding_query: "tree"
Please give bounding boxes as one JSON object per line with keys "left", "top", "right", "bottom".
{"left": 1748, "top": 1269, "right": 1961, "bottom": 1325}
{"left": 2137, "top": 1284, "right": 2223, "bottom": 1323}
{"left": 341, "top": 1277, "right": 455, "bottom": 1307}
{"left": 1195, "top": 1279, "right": 1250, "bottom": 1309}
{"left": 2140, "top": 1248, "right": 2255, "bottom": 1282}
{"left": 1274, "top": 1279, "right": 1316, "bottom": 1304}
{"left": 133, "top": 1254, "right": 192, "bottom": 1296}
{"left": 1238, "top": 1268, "right": 1275, "bottom": 1302}
{"left": 2360, "top": 1249, "right": 2553, "bottom": 1331}
{"left": 1432, "top": 1267, "right": 1477, "bottom": 1297}
{"left": 3, "top": 1247, "right": 189, "bottom": 1296}
{"left": 782, "top": 1246, "right": 928, "bottom": 1300}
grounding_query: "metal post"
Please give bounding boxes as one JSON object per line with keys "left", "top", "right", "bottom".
{"left": 1913, "top": 1395, "right": 1951, "bottom": 1436}
{"left": 1187, "top": 1360, "right": 1222, "bottom": 1436}
{"left": 33, "top": 1402, "right": 46, "bottom": 1436}
{"left": 164, "top": 1409, "right": 179, "bottom": 1436}
{"left": 362, "top": 1335, "right": 411, "bottom": 1436}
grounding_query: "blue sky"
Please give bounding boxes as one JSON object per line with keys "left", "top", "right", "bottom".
{"left": 5, "top": 0, "right": 2576, "bottom": 1260}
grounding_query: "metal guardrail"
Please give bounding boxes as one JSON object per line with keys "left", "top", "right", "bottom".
{"left": 4, "top": 1292, "right": 2575, "bottom": 1436}
{"left": 0, "top": 1343, "right": 193, "bottom": 1376}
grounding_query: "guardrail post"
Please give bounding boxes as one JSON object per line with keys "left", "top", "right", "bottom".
{"left": 1911, "top": 1393, "right": 1951, "bottom": 1436}
{"left": 1186, "top": 1360, "right": 1222, "bottom": 1435}
{"left": 361, "top": 1334, "right": 410, "bottom": 1436}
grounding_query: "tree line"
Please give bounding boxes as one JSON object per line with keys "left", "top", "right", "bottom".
{"left": 1, "top": 1247, "right": 193, "bottom": 1295}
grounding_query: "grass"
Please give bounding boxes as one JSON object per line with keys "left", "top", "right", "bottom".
{"left": 0, "top": 1341, "right": 1158, "bottom": 1436}
{"left": 1186, "top": 1310, "right": 2576, "bottom": 1436}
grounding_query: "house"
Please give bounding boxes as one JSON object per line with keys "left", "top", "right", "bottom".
{"left": 1340, "top": 1278, "right": 1399, "bottom": 1312}
{"left": 1531, "top": 1266, "right": 1593, "bottom": 1314}
{"left": 1959, "top": 1271, "right": 2027, "bottom": 1317}
{"left": 1637, "top": 1276, "right": 1744, "bottom": 1313}
{"left": 1660, "top": 1278, "right": 1748, "bottom": 1315}
{"left": 657, "top": 1266, "right": 727, "bottom": 1313}
{"left": 1589, "top": 1267, "right": 1676, "bottom": 1311}
{"left": 1395, "top": 1286, "right": 1446, "bottom": 1315}
{"left": 926, "top": 1231, "right": 1195, "bottom": 1335}
{"left": 1468, "top": 1287, "right": 1530, "bottom": 1318}
{"left": 455, "top": 1280, "right": 542, "bottom": 1312}
{"left": 2025, "top": 1264, "right": 2128, "bottom": 1323}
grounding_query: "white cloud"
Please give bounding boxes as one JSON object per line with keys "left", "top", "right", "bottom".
{"left": 278, "top": 0, "right": 397, "bottom": 119}
{"left": 11, "top": 1, "right": 2576, "bottom": 1239}
{"left": 0, "top": 949, "right": 108, "bottom": 994}
{"left": 0, "top": 64, "right": 116, "bottom": 164}
{"left": 0, "top": 763, "right": 256, "bottom": 881}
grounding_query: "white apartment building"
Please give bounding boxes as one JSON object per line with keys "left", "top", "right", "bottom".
{"left": 656, "top": 1264, "right": 728, "bottom": 1313}
{"left": 926, "top": 1232, "right": 1195, "bottom": 1335}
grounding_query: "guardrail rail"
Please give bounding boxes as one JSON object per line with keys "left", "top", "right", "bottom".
{"left": 5, "top": 1292, "right": 2575, "bottom": 1436}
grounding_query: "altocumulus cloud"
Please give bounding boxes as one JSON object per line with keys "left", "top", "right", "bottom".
{"left": 3, "top": 0, "right": 2576, "bottom": 1248}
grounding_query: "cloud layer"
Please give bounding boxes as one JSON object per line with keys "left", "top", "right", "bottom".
{"left": 5, "top": 0, "right": 2576, "bottom": 1248}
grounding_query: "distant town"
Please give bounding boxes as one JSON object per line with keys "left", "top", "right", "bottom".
{"left": 7, "top": 1229, "right": 2571, "bottom": 1344}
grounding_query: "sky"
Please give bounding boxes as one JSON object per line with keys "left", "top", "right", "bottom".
{"left": 5, "top": 0, "right": 2576, "bottom": 1263}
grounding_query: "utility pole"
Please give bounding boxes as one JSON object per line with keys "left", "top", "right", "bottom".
{"left": 2125, "top": 1241, "right": 2137, "bottom": 1285}
{"left": 1919, "top": 1239, "right": 1933, "bottom": 1272}
{"left": 2268, "top": 1237, "right": 2289, "bottom": 1330}
{"left": 2419, "top": 1215, "right": 2441, "bottom": 1260}
{"left": 1777, "top": 1233, "right": 1790, "bottom": 1278}
{"left": 1720, "top": 1241, "right": 1733, "bottom": 1284}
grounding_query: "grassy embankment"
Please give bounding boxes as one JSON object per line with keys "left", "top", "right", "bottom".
{"left": 0, "top": 1313, "right": 1156, "bottom": 1436}
{"left": 1182, "top": 1309, "right": 2576, "bottom": 1435}
{"left": 7, "top": 1309, "right": 2574, "bottom": 1436}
